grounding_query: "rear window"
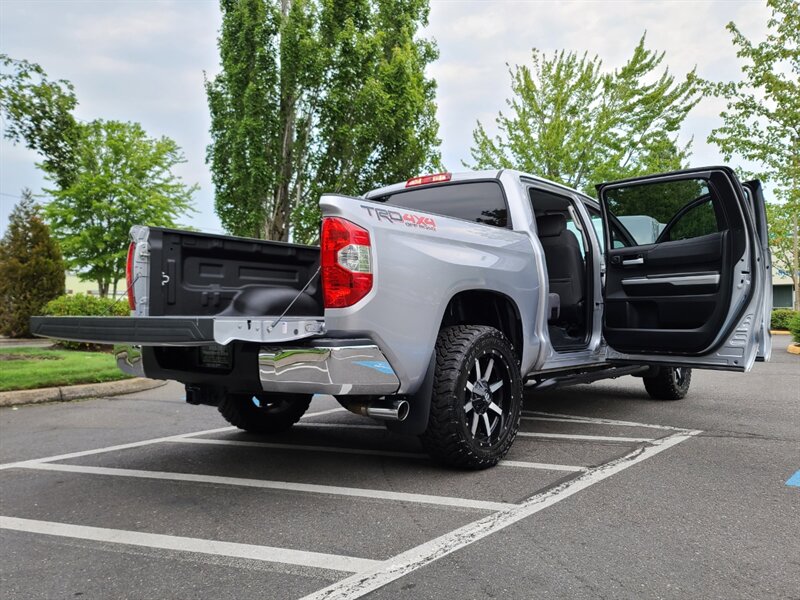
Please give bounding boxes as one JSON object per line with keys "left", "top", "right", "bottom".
{"left": 373, "top": 181, "right": 510, "bottom": 228}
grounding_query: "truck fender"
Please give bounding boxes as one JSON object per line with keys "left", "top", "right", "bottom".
{"left": 385, "top": 351, "right": 435, "bottom": 436}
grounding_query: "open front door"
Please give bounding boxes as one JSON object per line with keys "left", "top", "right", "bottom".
{"left": 597, "top": 166, "right": 768, "bottom": 372}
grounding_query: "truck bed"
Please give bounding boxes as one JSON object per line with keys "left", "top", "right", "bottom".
{"left": 142, "top": 227, "right": 322, "bottom": 318}
{"left": 31, "top": 227, "right": 326, "bottom": 347}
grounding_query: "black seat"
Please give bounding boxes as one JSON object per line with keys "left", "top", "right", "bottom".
{"left": 536, "top": 214, "right": 585, "bottom": 325}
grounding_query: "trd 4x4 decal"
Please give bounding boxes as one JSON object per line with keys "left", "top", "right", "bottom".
{"left": 361, "top": 205, "right": 436, "bottom": 231}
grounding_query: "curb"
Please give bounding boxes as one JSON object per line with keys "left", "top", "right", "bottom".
{"left": 788, "top": 344, "right": 800, "bottom": 356}
{"left": 0, "top": 340, "right": 54, "bottom": 349}
{"left": 0, "top": 378, "right": 167, "bottom": 407}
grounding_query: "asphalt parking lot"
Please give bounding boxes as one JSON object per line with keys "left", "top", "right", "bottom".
{"left": 1, "top": 348, "right": 798, "bottom": 599}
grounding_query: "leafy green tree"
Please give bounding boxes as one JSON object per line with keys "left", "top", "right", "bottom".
{"left": 206, "top": 0, "right": 440, "bottom": 243}
{"left": 0, "top": 55, "right": 80, "bottom": 190}
{"left": 707, "top": 0, "right": 800, "bottom": 309}
{"left": 767, "top": 201, "right": 800, "bottom": 307}
{"left": 467, "top": 34, "right": 703, "bottom": 195}
{"left": 0, "top": 189, "right": 66, "bottom": 337}
{"left": 42, "top": 120, "right": 197, "bottom": 297}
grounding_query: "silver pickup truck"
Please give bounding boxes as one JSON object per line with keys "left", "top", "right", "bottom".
{"left": 32, "top": 166, "right": 772, "bottom": 469}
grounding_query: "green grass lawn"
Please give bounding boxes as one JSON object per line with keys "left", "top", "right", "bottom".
{"left": 0, "top": 347, "right": 131, "bottom": 392}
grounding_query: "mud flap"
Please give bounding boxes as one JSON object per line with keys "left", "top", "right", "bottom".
{"left": 385, "top": 352, "right": 435, "bottom": 436}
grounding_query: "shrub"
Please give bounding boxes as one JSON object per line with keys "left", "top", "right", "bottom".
{"left": 0, "top": 190, "right": 65, "bottom": 337}
{"left": 789, "top": 313, "right": 800, "bottom": 345}
{"left": 42, "top": 293, "right": 128, "bottom": 349}
{"left": 771, "top": 308, "right": 798, "bottom": 331}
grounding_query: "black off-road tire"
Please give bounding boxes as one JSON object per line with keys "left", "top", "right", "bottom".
{"left": 218, "top": 393, "right": 312, "bottom": 433}
{"left": 643, "top": 367, "right": 692, "bottom": 401}
{"left": 420, "top": 325, "right": 523, "bottom": 469}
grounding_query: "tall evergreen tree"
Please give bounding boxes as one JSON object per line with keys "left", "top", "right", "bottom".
{"left": 0, "top": 190, "right": 66, "bottom": 337}
{"left": 206, "top": 0, "right": 440, "bottom": 243}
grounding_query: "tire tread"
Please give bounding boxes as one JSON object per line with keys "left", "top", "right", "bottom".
{"left": 218, "top": 393, "right": 312, "bottom": 433}
{"left": 643, "top": 368, "right": 692, "bottom": 401}
{"left": 420, "top": 325, "right": 522, "bottom": 469}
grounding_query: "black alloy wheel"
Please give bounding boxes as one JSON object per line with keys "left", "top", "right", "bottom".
{"left": 421, "top": 325, "right": 523, "bottom": 469}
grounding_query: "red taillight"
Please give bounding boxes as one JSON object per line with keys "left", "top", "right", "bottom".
{"left": 321, "top": 217, "right": 373, "bottom": 309}
{"left": 405, "top": 172, "right": 451, "bottom": 187}
{"left": 126, "top": 242, "right": 136, "bottom": 311}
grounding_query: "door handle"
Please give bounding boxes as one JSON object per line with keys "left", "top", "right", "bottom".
{"left": 622, "top": 257, "right": 644, "bottom": 266}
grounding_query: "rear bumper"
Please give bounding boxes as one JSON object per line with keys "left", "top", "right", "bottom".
{"left": 259, "top": 341, "right": 400, "bottom": 395}
{"left": 32, "top": 317, "right": 399, "bottom": 396}
{"left": 111, "top": 338, "right": 401, "bottom": 397}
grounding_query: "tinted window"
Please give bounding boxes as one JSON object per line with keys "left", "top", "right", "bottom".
{"left": 604, "top": 178, "right": 724, "bottom": 246}
{"left": 374, "top": 182, "right": 509, "bottom": 228}
{"left": 584, "top": 206, "right": 635, "bottom": 253}
{"left": 663, "top": 198, "right": 718, "bottom": 241}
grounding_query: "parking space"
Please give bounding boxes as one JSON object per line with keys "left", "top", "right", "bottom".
{"left": 0, "top": 387, "right": 704, "bottom": 600}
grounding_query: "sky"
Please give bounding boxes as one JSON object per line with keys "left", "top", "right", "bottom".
{"left": 0, "top": 0, "right": 774, "bottom": 237}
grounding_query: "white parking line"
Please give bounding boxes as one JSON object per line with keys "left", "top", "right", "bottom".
{"left": 172, "top": 436, "right": 429, "bottom": 459}
{"left": 522, "top": 411, "right": 681, "bottom": 430}
{"left": 298, "top": 421, "right": 655, "bottom": 444}
{"left": 172, "top": 437, "right": 585, "bottom": 472}
{"left": 516, "top": 432, "right": 654, "bottom": 443}
{"left": 0, "top": 426, "right": 236, "bottom": 471}
{"left": 0, "top": 407, "right": 345, "bottom": 471}
{"left": 295, "top": 407, "right": 348, "bottom": 419}
{"left": 499, "top": 460, "right": 586, "bottom": 472}
{"left": 297, "top": 421, "right": 659, "bottom": 443}
{"left": 296, "top": 422, "right": 384, "bottom": 430}
{"left": 0, "top": 516, "right": 378, "bottom": 573}
{"left": 21, "top": 462, "right": 514, "bottom": 512}
{"left": 299, "top": 428, "right": 702, "bottom": 600}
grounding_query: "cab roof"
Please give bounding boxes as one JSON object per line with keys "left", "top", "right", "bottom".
{"left": 364, "top": 169, "right": 595, "bottom": 204}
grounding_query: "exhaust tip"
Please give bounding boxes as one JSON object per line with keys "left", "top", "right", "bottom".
{"left": 362, "top": 399, "right": 410, "bottom": 422}
{"left": 395, "top": 400, "right": 410, "bottom": 422}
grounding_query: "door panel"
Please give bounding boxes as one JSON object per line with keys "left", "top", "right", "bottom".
{"left": 743, "top": 180, "right": 772, "bottom": 361}
{"left": 643, "top": 231, "right": 724, "bottom": 266}
{"left": 598, "top": 167, "right": 766, "bottom": 371}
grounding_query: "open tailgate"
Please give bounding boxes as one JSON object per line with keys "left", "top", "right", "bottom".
{"left": 30, "top": 315, "right": 325, "bottom": 346}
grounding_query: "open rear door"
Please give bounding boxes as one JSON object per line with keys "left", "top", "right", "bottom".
{"left": 597, "top": 166, "right": 768, "bottom": 372}
{"left": 743, "top": 179, "right": 772, "bottom": 362}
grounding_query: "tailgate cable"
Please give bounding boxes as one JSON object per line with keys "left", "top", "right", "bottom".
{"left": 266, "top": 267, "right": 321, "bottom": 334}
{"left": 105, "top": 274, "right": 140, "bottom": 315}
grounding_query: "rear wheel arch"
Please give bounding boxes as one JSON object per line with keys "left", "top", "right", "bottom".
{"left": 440, "top": 290, "right": 523, "bottom": 361}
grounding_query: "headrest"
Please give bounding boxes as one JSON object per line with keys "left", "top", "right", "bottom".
{"left": 536, "top": 214, "right": 566, "bottom": 238}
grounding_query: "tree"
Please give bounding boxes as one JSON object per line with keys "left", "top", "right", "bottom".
{"left": 466, "top": 34, "right": 703, "bottom": 195}
{"left": 0, "top": 54, "right": 80, "bottom": 190}
{"left": 707, "top": 0, "right": 800, "bottom": 309}
{"left": 0, "top": 190, "right": 66, "bottom": 337}
{"left": 767, "top": 201, "right": 800, "bottom": 304}
{"left": 206, "top": 0, "right": 440, "bottom": 243}
{"left": 42, "top": 120, "right": 197, "bottom": 297}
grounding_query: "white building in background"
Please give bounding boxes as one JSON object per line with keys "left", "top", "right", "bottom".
{"left": 65, "top": 273, "right": 126, "bottom": 300}
{"left": 773, "top": 274, "right": 795, "bottom": 309}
